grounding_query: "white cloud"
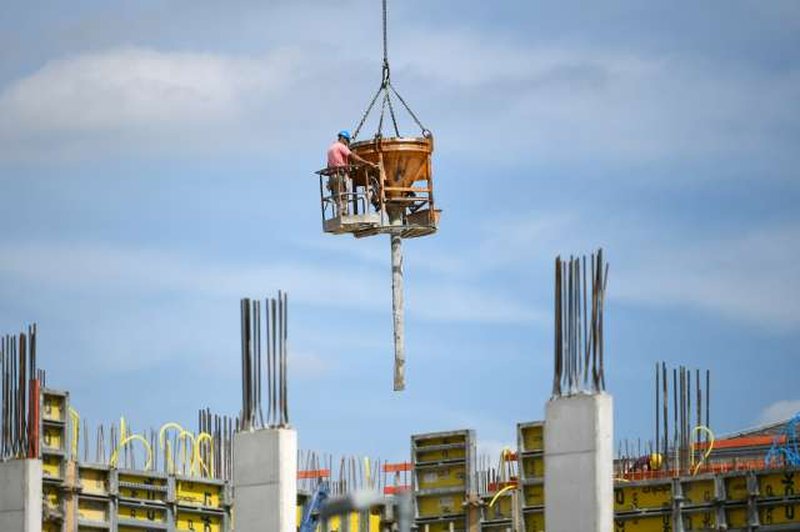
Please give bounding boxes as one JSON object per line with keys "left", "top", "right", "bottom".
{"left": 0, "top": 47, "right": 297, "bottom": 131}
{"left": 0, "top": 240, "right": 538, "bottom": 325}
{"left": 1, "top": 28, "right": 797, "bottom": 169}
{"left": 0, "top": 47, "right": 304, "bottom": 159}
{"left": 759, "top": 400, "right": 800, "bottom": 425}
{"left": 394, "top": 30, "right": 800, "bottom": 167}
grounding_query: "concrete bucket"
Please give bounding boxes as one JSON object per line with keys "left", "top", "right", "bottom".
{"left": 350, "top": 136, "right": 433, "bottom": 198}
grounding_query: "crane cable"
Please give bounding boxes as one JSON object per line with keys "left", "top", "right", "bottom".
{"left": 352, "top": 0, "right": 429, "bottom": 141}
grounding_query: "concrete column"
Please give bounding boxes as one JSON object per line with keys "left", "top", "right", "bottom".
{"left": 234, "top": 428, "right": 297, "bottom": 532}
{"left": 544, "top": 393, "right": 613, "bottom": 532}
{"left": 0, "top": 459, "right": 43, "bottom": 532}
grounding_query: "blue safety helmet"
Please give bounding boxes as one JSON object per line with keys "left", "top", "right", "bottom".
{"left": 337, "top": 130, "right": 351, "bottom": 141}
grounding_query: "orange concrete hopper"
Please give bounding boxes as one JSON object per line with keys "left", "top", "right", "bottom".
{"left": 351, "top": 135, "right": 439, "bottom": 237}
{"left": 351, "top": 136, "right": 431, "bottom": 193}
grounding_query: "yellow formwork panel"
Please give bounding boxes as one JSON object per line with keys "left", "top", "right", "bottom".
{"left": 326, "top": 514, "right": 343, "bottom": 531}
{"left": 416, "top": 494, "right": 465, "bottom": 517}
{"left": 43, "top": 483, "right": 61, "bottom": 508}
{"left": 79, "top": 468, "right": 109, "bottom": 497}
{"left": 521, "top": 455, "right": 544, "bottom": 479}
{"left": 42, "top": 522, "right": 61, "bottom": 532}
{"left": 323, "top": 512, "right": 368, "bottom": 532}
{"left": 175, "top": 479, "right": 223, "bottom": 509}
{"left": 119, "top": 472, "right": 169, "bottom": 486}
{"left": 613, "top": 481, "right": 672, "bottom": 513}
{"left": 369, "top": 511, "right": 382, "bottom": 531}
{"left": 481, "top": 523, "right": 514, "bottom": 532}
{"left": 415, "top": 435, "right": 468, "bottom": 448}
{"left": 42, "top": 454, "right": 63, "bottom": 480}
{"left": 681, "top": 478, "right": 715, "bottom": 506}
{"left": 758, "top": 470, "right": 798, "bottom": 499}
{"left": 417, "top": 465, "right": 467, "bottom": 490}
{"left": 523, "top": 482, "right": 544, "bottom": 507}
{"left": 42, "top": 393, "right": 66, "bottom": 422}
{"left": 725, "top": 505, "right": 749, "bottom": 529}
{"left": 523, "top": 510, "right": 544, "bottom": 532}
{"left": 613, "top": 512, "right": 672, "bottom": 532}
{"left": 42, "top": 425, "right": 65, "bottom": 452}
{"left": 295, "top": 502, "right": 382, "bottom": 531}
{"left": 77, "top": 497, "right": 110, "bottom": 524}
{"left": 682, "top": 508, "right": 717, "bottom": 530}
{"left": 416, "top": 520, "right": 466, "bottom": 532}
{"left": 417, "top": 447, "right": 466, "bottom": 463}
{"left": 725, "top": 475, "right": 748, "bottom": 502}
{"left": 118, "top": 473, "right": 168, "bottom": 503}
{"left": 117, "top": 502, "right": 168, "bottom": 524}
{"left": 758, "top": 501, "right": 800, "bottom": 527}
{"left": 520, "top": 425, "right": 544, "bottom": 453}
{"left": 175, "top": 510, "right": 224, "bottom": 532}
{"left": 484, "top": 493, "right": 514, "bottom": 520}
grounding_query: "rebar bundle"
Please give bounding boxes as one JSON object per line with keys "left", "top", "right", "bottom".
{"left": 297, "top": 450, "right": 387, "bottom": 496}
{"left": 475, "top": 451, "right": 518, "bottom": 497}
{"left": 616, "top": 363, "right": 713, "bottom": 477}
{"left": 198, "top": 408, "right": 236, "bottom": 480}
{"left": 1, "top": 324, "right": 41, "bottom": 461}
{"left": 552, "top": 249, "right": 609, "bottom": 397}
{"left": 240, "top": 292, "right": 290, "bottom": 431}
{"left": 652, "top": 363, "right": 711, "bottom": 474}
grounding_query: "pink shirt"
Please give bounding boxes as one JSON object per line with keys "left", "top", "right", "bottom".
{"left": 327, "top": 141, "right": 352, "bottom": 168}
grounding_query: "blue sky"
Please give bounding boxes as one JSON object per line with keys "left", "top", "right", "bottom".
{"left": 1, "top": 0, "right": 799, "bottom": 462}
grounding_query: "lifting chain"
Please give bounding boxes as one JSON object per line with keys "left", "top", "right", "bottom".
{"left": 352, "top": 0, "right": 429, "bottom": 141}
{"left": 382, "top": 0, "right": 389, "bottom": 68}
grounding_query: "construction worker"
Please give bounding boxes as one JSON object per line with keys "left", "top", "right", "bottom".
{"left": 326, "top": 130, "right": 375, "bottom": 169}
{"left": 326, "top": 130, "right": 376, "bottom": 215}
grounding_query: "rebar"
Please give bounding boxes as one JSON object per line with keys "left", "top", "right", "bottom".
{"left": 239, "top": 292, "right": 291, "bottom": 431}
{"left": 552, "top": 249, "right": 609, "bottom": 396}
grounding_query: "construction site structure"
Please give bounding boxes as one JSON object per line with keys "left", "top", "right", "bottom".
{"left": 4, "top": 391, "right": 799, "bottom": 532}
{"left": 517, "top": 421, "right": 545, "bottom": 532}
{"left": 411, "top": 430, "right": 476, "bottom": 532}
{"left": 3, "top": 253, "right": 799, "bottom": 532}
{"left": 2, "top": 307, "right": 800, "bottom": 532}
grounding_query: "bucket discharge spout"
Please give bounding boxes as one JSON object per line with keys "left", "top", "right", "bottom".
{"left": 391, "top": 234, "right": 404, "bottom": 391}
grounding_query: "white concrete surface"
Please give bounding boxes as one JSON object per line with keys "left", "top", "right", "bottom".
{"left": 234, "top": 428, "right": 297, "bottom": 532}
{"left": 544, "top": 393, "right": 613, "bottom": 532}
{"left": 0, "top": 459, "right": 42, "bottom": 532}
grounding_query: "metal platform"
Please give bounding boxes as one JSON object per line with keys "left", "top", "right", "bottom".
{"left": 316, "top": 166, "right": 438, "bottom": 239}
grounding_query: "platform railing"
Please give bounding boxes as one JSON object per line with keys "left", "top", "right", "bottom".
{"left": 316, "top": 165, "right": 377, "bottom": 223}
{"left": 315, "top": 163, "right": 438, "bottom": 236}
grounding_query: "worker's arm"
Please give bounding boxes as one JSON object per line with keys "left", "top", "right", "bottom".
{"left": 349, "top": 151, "right": 378, "bottom": 168}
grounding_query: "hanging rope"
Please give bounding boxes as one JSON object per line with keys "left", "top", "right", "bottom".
{"left": 352, "top": 0, "right": 429, "bottom": 140}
